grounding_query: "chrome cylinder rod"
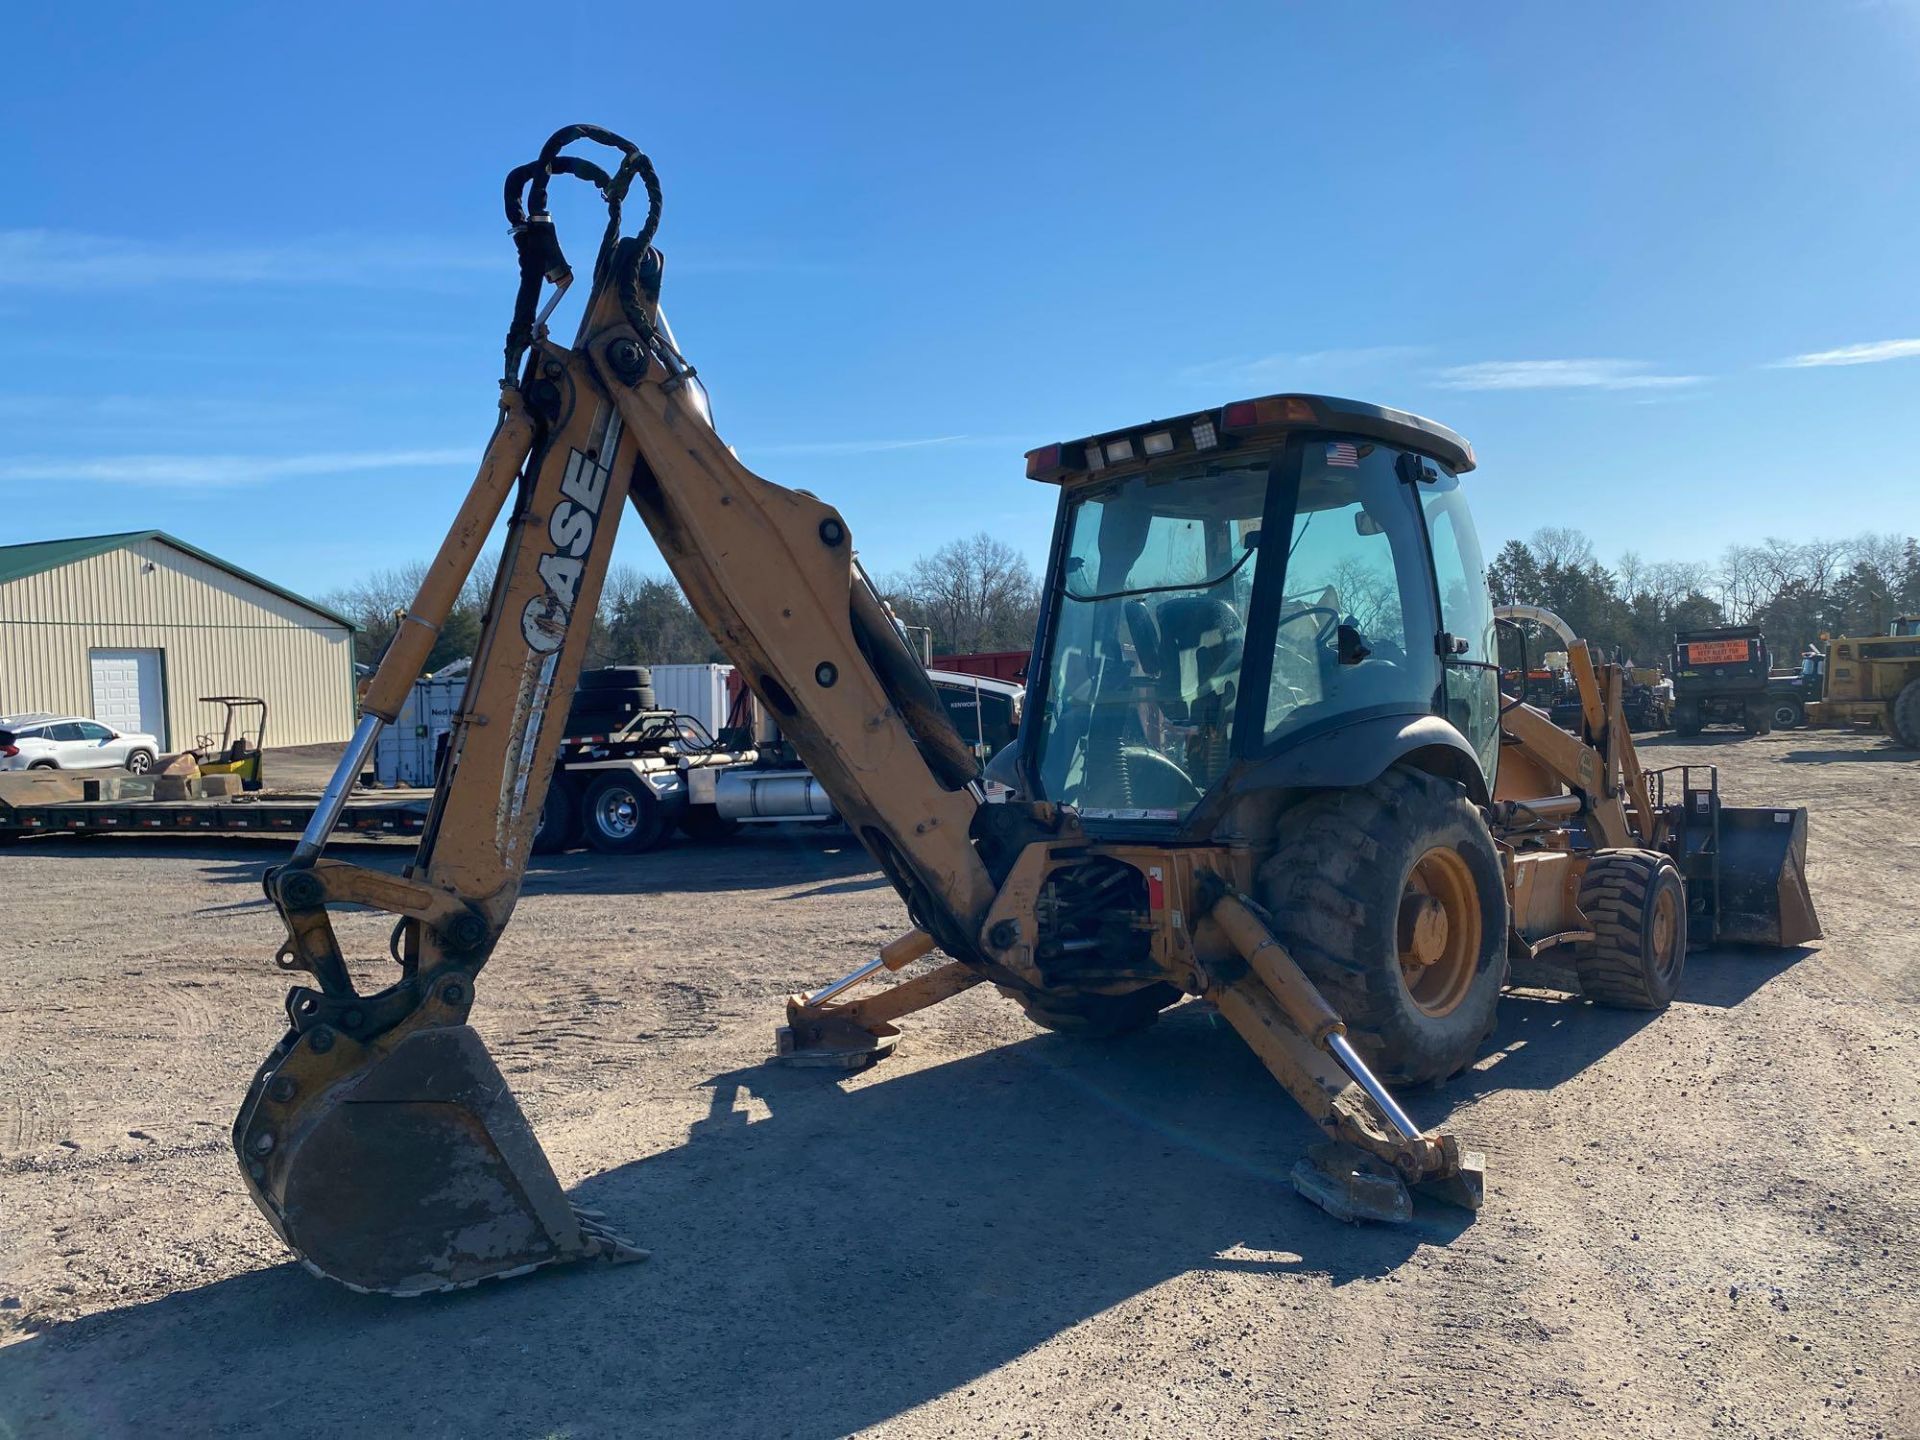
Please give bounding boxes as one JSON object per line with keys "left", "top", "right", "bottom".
{"left": 802, "top": 956, "right": 888, "bottom": 1009}
{"left": 292, "top": 714, "right": 385, "bottom": 863}
{"left": 1325, "top": 1031, "right": 1423, "bottom": 1144}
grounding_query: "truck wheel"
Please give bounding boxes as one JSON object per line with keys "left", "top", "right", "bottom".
{"left": 1673, "top": 702, "right": 1702, "bottom": 737}
{"left": 678, "top": 805, "right": 740, "bottom": 842}
{"left": 582, "top": 773, "right": 671, "bottom": 854}
{"left": 1257, "top": 766, "right": 1508, "bottom": 1086}
{"left": 531, "top": 781, "right": 579, "bottom": 855}
{"left": 1892, "top": 678, "right": 1920, "bottom": 748}
{"left": 1008, "top": 982, "right": 1184, "bottom": 1039}
{"left": 1770, "top": 700, "right": 1803, "bottom": 730}
{"left": 1743, "top": 700, "right": 1772, "bottom": 736}
{"left": 1573, "top": 850, "right": 1686, "bottom": 1009}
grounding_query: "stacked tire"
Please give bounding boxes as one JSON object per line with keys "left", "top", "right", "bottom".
{"left": 566, "top": 666, "right": 655, "bottom": 737}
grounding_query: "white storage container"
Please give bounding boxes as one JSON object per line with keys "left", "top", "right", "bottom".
{"left": 373, "top": 674, "right": 467, "bottom": 787}
{"left": 649, "top": 663, "right": 734, "bottom": 739}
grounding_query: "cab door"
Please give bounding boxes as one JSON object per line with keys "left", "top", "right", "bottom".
{"left": 1410, "top": 460, "right": 1500, "bottom": 784}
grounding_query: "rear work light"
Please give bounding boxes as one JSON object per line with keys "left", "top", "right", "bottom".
{"left": 1142, "top": 431, "right": 1174, "bottom": 457}
{"left": 1103, "top": 438, "right": 1135, "bottom": 465}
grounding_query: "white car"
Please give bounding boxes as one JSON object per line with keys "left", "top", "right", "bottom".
{"left": 0, "top": 713, "right": 160, "bottom": 774}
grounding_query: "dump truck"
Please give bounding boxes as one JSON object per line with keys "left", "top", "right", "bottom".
{"left": 1804, "top": 617, "right": 1920, "bottom": 746}
{"left": 225, "top": 125, "right": 1819, "bottom": 1296}
{"left": 1670, "top": 626, "right": 1776, "bottom": 735}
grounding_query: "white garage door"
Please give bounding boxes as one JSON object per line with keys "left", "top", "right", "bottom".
{"left": 90, "top": 649, "right": 167, "bottom": 746}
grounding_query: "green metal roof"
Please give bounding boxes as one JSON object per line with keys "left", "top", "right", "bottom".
{"left": 0, "top": 530, "right": 356, "bottom": 630}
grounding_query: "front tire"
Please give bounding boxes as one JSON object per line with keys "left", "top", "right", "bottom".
{"left": 1009, "top": 982, "right": 1183, "bottom": 1038}
{"left": 1573, "top": 850, "right": 1686, "bottom": 1009}
{"left": 1770, "top": 700, "right": 1803, "bottom": 730}
{"left": 582, "top": 773, "right": 671, "bottom": 854}
{"left": 1257, "top": 766, "right": 1508, "bottom": 1086}
{"left": 124, "top": 749, "right": 154, "bottom": 774}
{"left": 1892, "top": 678, "right": 1920, "bottom": 748}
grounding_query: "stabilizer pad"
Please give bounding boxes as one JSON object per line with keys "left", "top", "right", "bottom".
{"left": 1290, "top": 1141, "right": 1414, "bottom": 1225}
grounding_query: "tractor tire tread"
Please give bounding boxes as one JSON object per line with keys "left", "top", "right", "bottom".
{"left": 1892, "top": 678, "right": 1920, "bottom": 748}
{"left": 1256, "top": 765, "right": 1507, "bottom": 1086}
{"left": 1573, "top": 849, "right": 1685, "bottom": 1010}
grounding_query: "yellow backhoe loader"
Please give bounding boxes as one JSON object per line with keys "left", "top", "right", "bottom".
{"left": 230, "top": 127, "right": 1820, "bottom": 1296}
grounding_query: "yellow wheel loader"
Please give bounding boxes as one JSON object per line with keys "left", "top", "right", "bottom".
{"left": 231, "top": 127, "right": 1821, "bottom": 1296}
{"left": 1804, "top": 618, "right": 1920, "bottom": 746}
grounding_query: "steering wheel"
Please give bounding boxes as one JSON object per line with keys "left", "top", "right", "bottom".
{"left": 1276, "top": 605, "right": 1340, "bottom": 658}
{"left": 1124, "top": 599, "right": 1162, "bottom": 678}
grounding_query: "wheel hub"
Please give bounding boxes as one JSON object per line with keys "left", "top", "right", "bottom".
{"left": 1398, "top": 894, "right": 1450, "bottom": 967}
{"left": 1396, "top": 847, "right": 1481, "bottom": 1018}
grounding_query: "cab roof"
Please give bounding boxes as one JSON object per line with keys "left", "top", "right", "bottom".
{"left": 1025, "top": 392, "right": 1475, "bottom": 485}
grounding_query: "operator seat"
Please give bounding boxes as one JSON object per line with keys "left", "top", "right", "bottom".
{"left": 1154, "top": 595, "right": 1244, "bottom": 790}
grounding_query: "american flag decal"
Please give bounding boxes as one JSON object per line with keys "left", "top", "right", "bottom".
{"left": 1326, "top": 441, "right": 1359, "bottom": 468}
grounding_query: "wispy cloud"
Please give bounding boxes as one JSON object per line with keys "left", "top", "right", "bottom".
{"left": 0, "top": 448, "right": 470, "bottom": 488}
{"left": 1178, "top": 345, "right": 1427, "bottom": 388}
{"left": 0, "top": 229, "right": 832, "bottom": 292}
{"left": 0, "top": 229, "right": 503, "bottom": 290}
{"left": 1770, "top": 338, "right": 1920, "bottom": 368}
{"left": 1435, "top": 359, "right": 1704, "bottom": 392}
{"left": 743, "top": 435, "right": 1001, "bottom": 457}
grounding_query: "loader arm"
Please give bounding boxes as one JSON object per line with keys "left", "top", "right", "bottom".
{"left": 231, "top": 127, "right": 1013, "bottom": 1294}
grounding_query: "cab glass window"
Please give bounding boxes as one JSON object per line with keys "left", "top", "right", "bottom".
{"left": 1418, "top": 463, "right": 1500, "bottom": 776}
{"left": 1264, "top": 439, "right": 1438, "bottom": 745}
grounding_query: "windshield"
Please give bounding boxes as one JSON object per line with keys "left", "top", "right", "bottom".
{"left": 1032, "top": 452, "right": 1271, "bottom": 819}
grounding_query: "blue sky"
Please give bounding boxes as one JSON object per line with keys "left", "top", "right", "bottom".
{"left": 3, "top": 2, "right": 1917, "bottom": 602}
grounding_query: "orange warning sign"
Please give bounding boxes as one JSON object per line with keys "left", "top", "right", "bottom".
{"left": 1685, "top": 639, "right": 1752, "bottom": 665}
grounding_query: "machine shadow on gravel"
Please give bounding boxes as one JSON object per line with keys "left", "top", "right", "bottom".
{"left": 0, "top": 1004, "right": 1461, "bottom": 1439}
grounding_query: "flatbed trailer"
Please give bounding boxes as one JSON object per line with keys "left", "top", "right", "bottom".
{"left": 0, "top": 785, "right": 435, "bottom": 841}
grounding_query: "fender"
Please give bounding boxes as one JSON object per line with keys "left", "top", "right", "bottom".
{"left": 1212, "top": 710, "right": 1490, "bottom": 817}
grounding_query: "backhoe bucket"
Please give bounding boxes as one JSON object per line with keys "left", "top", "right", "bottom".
{"left": 237, "top": 1024, "right": 642, "bottom": 1295}
{"left": 1715, "top": 806, "right": 1822, "bottom": 947}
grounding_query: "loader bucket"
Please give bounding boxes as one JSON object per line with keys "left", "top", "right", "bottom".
{"left": 1714, "top": 806, "right": 1822, "bottom": 948}
{"left": 236, "top": 1024, "right": 642, "bottom": 1295}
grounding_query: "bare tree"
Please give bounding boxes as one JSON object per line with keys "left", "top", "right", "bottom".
{"left": 885, "top": 533, "right": 1040, "bottom": 655}
{"left": 1528, "top": 526, "right": 1596, "bottom": 571}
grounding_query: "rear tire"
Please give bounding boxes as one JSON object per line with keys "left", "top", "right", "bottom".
{"left": 531, "top": 781, "right": 579, "bottom": 855}
{"left": 27, "top": 760, "right": 55, "bottom": 770}
{"left": 1892, "top": 678, "right": 1920, "bottom": 748}
{"left": 1257, "top": 766, "right": 1508, "bottom": 1086}
{"left": 678, "top": 805, "right": 740, "bottom": 842}
{"left": 1010, "top": 983, "right": 1183, "bottom": 1039}
{"left": 582, "top": 773, "right": 671, "bottom": 854}
{"left": 1673, "top": 701, "right": 1702, "bottom": 737}
{"left": 1573, "top": 850, "right": 1686, "bottom": 1009}
{"left": 1743, "top": 700, "right": 1772, "bottom": 736}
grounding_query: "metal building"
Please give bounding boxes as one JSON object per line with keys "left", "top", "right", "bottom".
{"left": 0, "top": 530, "right": 357, "bottom": 751}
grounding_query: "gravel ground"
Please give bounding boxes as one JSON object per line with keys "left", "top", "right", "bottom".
{"left": 0, "top": 729, "right": 1914, "bottom": 1438}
